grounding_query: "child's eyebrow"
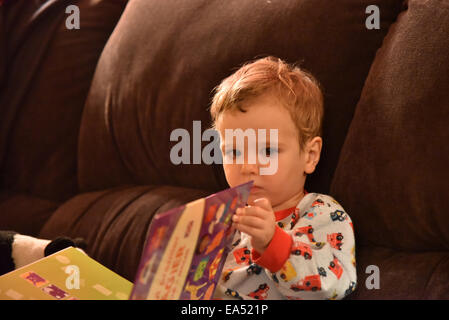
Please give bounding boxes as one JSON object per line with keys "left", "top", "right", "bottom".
{"left": 220, "top": 141, "right": 285, "bottom": 147}
{"left": 260, "top": 140, "right": 283, "bottom": 147}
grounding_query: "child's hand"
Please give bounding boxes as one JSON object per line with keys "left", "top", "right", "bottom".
{"left": 232, "top": 198, "right": 276, "bottom": 254}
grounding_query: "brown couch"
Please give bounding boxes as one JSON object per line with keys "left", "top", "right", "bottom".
{"left": 1, "top": 0, "right": 448, "bottom": 299}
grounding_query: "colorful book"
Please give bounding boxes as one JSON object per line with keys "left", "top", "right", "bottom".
{"left": 129, "top": 181, "right": 252, "bottom": 300}
{"left": 0, "top": 247, "right": 132, "bottom": 300}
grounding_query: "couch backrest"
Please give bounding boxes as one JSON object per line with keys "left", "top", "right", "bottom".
{"left": 331, "top": 0, "right": 449, "bottom": 252}
{"left": 0, "top": 0, "right": 126, "bottom": 202}
{"left": 78, "top": 0, "right": 404, "bottom": 194}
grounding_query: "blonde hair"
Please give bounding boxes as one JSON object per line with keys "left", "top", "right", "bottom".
{"left": 210, "top": 56, "right": 324, "bottom": 149}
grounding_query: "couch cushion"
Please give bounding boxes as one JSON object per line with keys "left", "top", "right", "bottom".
{"left": 348, "top": 245, "right": 449, "bottom": 299}
{"left": 78, "top": 0, "right": 404, "bottom": 194}
{"left": 0, "top": 0, "right": 126, "bottom": 202}
{"left": 331, "top": 0, "right": 449, "bottom": 252}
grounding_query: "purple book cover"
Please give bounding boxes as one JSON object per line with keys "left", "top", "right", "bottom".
{"left": 129, "top": 181, "right": 252, "bottom": 300}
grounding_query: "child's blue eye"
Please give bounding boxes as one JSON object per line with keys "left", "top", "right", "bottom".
{"left": 225, "top": 149, "right": 241, "bottom": 158}
{"left": 262, "top": 148, "right": 278, "bottom": 157}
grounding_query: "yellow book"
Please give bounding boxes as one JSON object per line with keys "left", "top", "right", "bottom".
{"left": 0, "top": 247, "right": 132, "bottom": 300}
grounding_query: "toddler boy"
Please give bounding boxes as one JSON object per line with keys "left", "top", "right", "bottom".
{"left": 210, "top": 56, "right": 356, "bottom": 300}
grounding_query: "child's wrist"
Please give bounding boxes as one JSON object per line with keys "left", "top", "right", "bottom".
{"left": 252, "top": 243, "right": 269, "bottom": 255}
{"left": 252, "top": 226, "right": 276, "bottom": 254}
{"left": 251, "top": 226, "right": 292, "bottom": 273}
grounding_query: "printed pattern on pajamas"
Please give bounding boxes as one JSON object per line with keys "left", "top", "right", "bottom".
{"left": 214, "top": 193, "right": 357, "bottom": 300}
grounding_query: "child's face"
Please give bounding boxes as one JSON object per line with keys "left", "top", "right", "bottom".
{"left": 216, "top": 93, "right": 320, "bottom": 212}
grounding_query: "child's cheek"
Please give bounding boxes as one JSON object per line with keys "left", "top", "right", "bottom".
{"left": 222, "top": 164, "right": 238, "bottom": 187}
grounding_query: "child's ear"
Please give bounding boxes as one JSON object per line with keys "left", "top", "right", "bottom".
{"left": 304, "top": 136, "right": 322, "bottom": 174}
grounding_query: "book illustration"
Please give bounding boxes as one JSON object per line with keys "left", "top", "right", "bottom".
{"left": 129, "top": 181, "right": 252, "bottom": 300}
{"left": 184, "top": 280, "right": 207, "bottom": 300}
{"left": 42, "top": 284, "right": 69, "bottom": 300}
{"left": 20, "top": 271, "right": 49, "bottom": 288}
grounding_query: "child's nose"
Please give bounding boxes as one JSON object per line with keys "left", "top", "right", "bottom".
{"left": 240, "top": 162, "right": 259, "bottom": 175}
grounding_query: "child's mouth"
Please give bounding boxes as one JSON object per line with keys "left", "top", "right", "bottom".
{"left": 250, "top": 186, "right": 263, "bottom": 193}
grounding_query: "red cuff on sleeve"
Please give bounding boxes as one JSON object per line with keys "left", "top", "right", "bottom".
{"left": 251, "top": 226, "right": 292, "bottom": 273}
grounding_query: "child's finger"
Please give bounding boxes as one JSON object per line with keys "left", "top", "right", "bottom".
{"left": 233, "top": 214, "right": 265, "bottom": 229}
{"left": 235, "top": 207, "right": 245, "bottom": 215}
{"left": 234, "top": 222, "right": 259, "bottom": 238}
{"left": 240, "top": 205, "right": 270, "bottom": 219}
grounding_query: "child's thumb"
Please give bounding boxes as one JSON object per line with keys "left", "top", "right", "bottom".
{"left": 253, "top": 197, "right": 272, "bottom": 211}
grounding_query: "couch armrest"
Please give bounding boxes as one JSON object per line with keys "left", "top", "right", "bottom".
{"left": 39, "top": 185, "right": 210, "bottom": 281}
{"left": 0, "top": 191, "right": 59, "bottom": 236}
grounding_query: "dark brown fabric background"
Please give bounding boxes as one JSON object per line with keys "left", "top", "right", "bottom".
{"left": 0, "top": 191, "right": 59, "bottom": 236}
{"left": 347, "top": 246, "right": 449, "bottom": 299}
{"left": 78, "top": 0, "right": 404, "bottom": 195}
{"left": 0, "top": 5, "right": 5, "bottom": 91}
{"left": 331, "top": 0, "right": 449, "bottom": 251}
{"left": 0, "top": 0, "right": 126, "bottom": 235}
{"left": 0, "top": 0, "right": 126, "bottom": 203}
{"left": 331, "top": 0, "right": 449, "bottom": 299}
